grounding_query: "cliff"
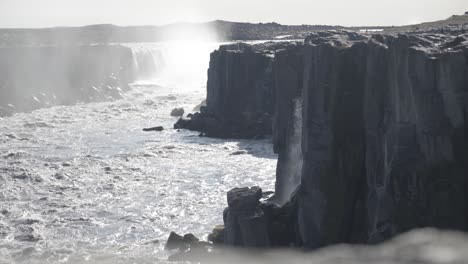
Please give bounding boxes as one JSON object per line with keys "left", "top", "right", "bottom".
{"left": 175, "top": 42, "right": 298, "bottom": 138}
{"left": 215, "top": 30, "right": 468, "bottom": 249}
{"left": 295, "top": 30, "right": 468, "bottom": 247}
{"left": 0, "top": 44, "right": 161, "bottom": 115}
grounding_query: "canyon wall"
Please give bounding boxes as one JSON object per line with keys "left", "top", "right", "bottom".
{"left": 296, "top": 31, "right": 468, "bottom": 248}
{"left": 175, "top": 42, "right": 296, "bottom": 138}
{"left": 0, "top": 44, "right": 162, "bottom": 116}
{"left": 214, "top": 31, "right": 468, "bottom": 249}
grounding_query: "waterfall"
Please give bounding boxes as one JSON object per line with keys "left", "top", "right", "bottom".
{"left": 277, "top": 97, "right": 303, "bottom": 204}
{"left": 130, "top": 45, "right": 166, "bottom": 81}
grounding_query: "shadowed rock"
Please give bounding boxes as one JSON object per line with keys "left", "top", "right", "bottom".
{"left": 142, "top": 126, "right": 164, "bottom": 132}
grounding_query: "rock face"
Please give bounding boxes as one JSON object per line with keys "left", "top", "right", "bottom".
{"left": 269, "top": 30, "right": 468, "bottom": 249}
{"left": 222, "top": 187, "right": 297, "bottom": 248}
{"left": 175, "top": 42, "right": 299, "bottom": 139}
{"left": 218, "top": 30, "right": 468, "bottom": 250}
{"left": 272, "top": 45, "right": 305, "bottom": 204}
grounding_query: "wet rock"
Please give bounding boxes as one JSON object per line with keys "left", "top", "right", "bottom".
{"left": 208, "top": 225, "right": 225, "bottom": 244}
{"left": 170, "top": 108, "right": 185, "bottom": 117}
{"left": 165, "top": 232, "right": 185, "bottom": 250}
{"left": 183, "top": 233, "right": 199, "bottom": 243}
{"left": 142, "top": 126, "right": 164, "bottom": 132}
{"left": 165, "top": 232, "right": 201, "bottom": 251}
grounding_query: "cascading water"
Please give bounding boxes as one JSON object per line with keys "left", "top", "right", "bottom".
{"left": 129, "top": 45, "right": 166, "bottom": 81}
{"left": 276, "top": 97, "right": 303, "bottom": 204}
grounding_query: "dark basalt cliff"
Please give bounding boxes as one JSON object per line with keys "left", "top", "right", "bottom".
{"left": 296, "top": 31, "right": 468, "bottom": 248}
{"left": 210, "top": 30, "right": 468, "bottom": 249}
{"left": 175, "top": 42, "right": 299, "bottom": 138}
{"left": 0, "top": 44, "right": 159, "bottom": 116}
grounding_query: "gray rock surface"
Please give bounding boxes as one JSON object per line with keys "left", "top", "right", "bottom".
{"left": 212, "top": 29, "right": 468, "bottom": 251}
{"left": 270, "top": 30, "right": 468, "bottom": 248}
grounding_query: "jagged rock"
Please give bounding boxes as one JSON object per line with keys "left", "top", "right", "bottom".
{"left": 227, "top": 187, "right": 262, "bottom": 211}
{"left": 165, "top": 232, "right": 185, "bottom": 250}
{"left": 165, "top": 232, "right": 201, "bottom": 250}
{"left": 142, "top": 126, "right": 164, "bottom": 132}
{"left": 170, "top": 108, "right": 185, "bottom": 117}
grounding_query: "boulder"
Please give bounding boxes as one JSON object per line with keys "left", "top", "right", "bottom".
{"left": 170, "top": 108, "right": 185, "bottom": 117}
{"left": 142, "top": 126, "right": 164, "bottom": 132}
{"left": 165, "top": 232, "right": 201, "bottom": 250}
{"left": 165, "top": 232, "right": 185, "bottom": 250}
{"left": 208, "top": 225, "right": 225, "bottom": 244}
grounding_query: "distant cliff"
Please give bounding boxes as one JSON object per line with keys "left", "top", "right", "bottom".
{"left": 200, "top": 30, "right": 468, "bottom": 249}
{"left": 0, "top": 22, "right": 342, "bottom": 47}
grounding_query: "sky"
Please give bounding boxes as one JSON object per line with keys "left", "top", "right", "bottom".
{"left": 0, "top": 0, "right": 468, "bottom": 28}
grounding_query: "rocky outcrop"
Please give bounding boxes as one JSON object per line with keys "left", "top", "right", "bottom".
{"left": 0, "top": 44, "right": 161, "bottom": 115}
{"left": 175, "top": 42, "right": 299, "bottom": 138}
{"left": 222, "top": 187, "right": 297, "bottom": 248}
{"left": 218, "top": 30, "right": 468, "bottom": 249}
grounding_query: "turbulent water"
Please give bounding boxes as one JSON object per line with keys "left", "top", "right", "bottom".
{"left": 0, "top": 43, "right": 277, "bottom": 263}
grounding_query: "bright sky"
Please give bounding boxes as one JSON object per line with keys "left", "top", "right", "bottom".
{"left": 1, "top": 0, "right": 467, "bottom": 28}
